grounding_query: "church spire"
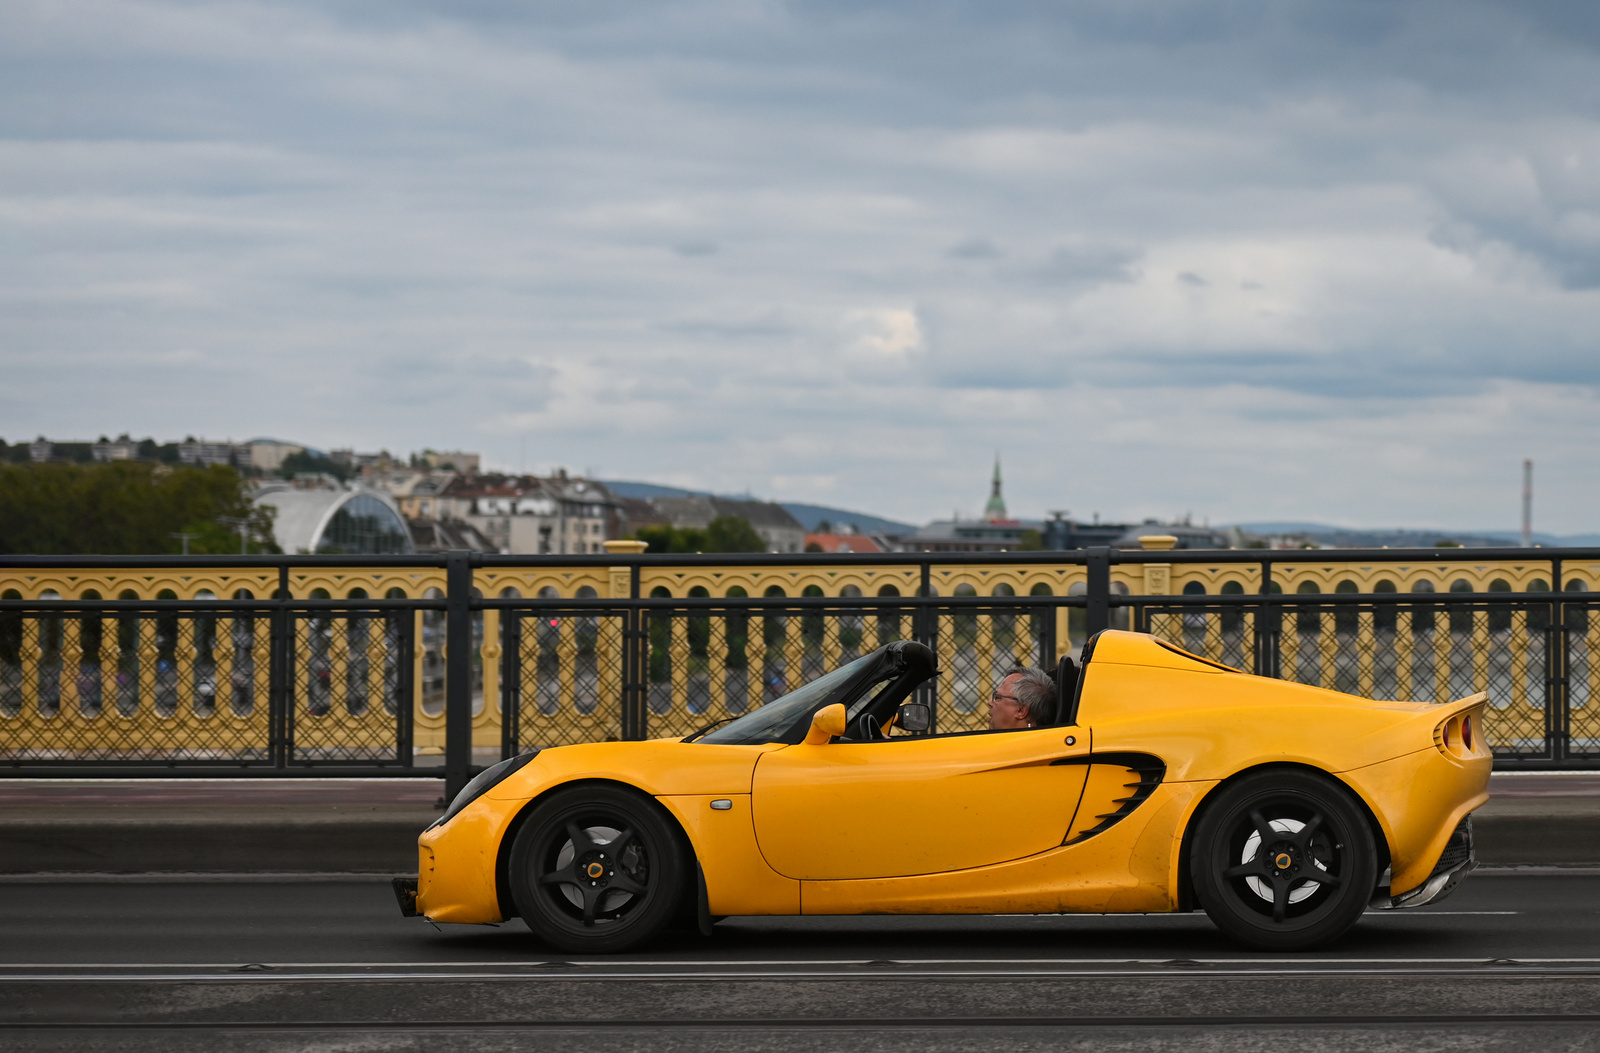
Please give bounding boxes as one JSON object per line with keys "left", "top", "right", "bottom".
{"left": 984, "top": 454, "right": 1007, "bottom": 521}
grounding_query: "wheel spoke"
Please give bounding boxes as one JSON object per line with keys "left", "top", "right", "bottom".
{"left": 1291, "top": 812, "right": 1325, "bottom": 849}
{"left": 605, "top": 827, "right": 636, "bottom": 855}
{"left": 580, "top": 884, "right": 602, "bottom": 925}
{"left": 539, "top": 869, "right": 573, "bottom": 887}
{"left": 1225, "top": 860, "right": 1267, "bottom": 879}
{"left": 1248, "top": 808, "right": 1277, "bottom": 846}
{"left": 1271, "top": 875, "right": 1290, "bottom": 923}
{"left": 1296, "top": 867, "right": 1340, "bottom": 888}
{"left": 566, "top": 821, "right": 599, "bottom": 854}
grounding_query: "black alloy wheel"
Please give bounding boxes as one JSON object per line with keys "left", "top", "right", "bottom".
{"left": 509, "top": 784, "right": 689, "bottom": 954}
{"left": 1191, "top": 769, "right": 1377, "bottom": 951}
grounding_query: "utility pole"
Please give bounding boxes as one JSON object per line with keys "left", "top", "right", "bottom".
{"left": 218, "top": 515, "right": 251, "bottom": 554}
{"left": 1522, "top": 459, "right": 1533, "bottom": 548}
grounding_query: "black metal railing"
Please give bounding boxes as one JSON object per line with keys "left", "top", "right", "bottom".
{"left": 4, "top": 546, "right": 1599, "bottom": 795}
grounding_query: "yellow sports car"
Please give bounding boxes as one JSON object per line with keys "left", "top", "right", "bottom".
{"left": 397, "top": 629, "right": 1490, "bottom": 951}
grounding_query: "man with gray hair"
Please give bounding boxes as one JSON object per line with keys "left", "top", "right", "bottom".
{"left": 987, "top": 665, "right": 1057, "bottom": 730}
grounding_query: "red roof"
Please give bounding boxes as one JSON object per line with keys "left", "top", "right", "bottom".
{"left": 804, "top": 533, "right": 883, "bottom": 553}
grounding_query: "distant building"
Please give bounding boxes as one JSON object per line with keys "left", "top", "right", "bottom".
{"left": 28, "top": 439, "right": 51, "bottom": 463}
{"left": 370, "top": 471, "right": 617, "bottom": 554}
{"left": 652, "top": 495, "right": 805, "bottom": 553}
{"left": 805, "top": 532, "right": 884, "bottom": 554}
{"left": 901, "top": 456, "right": 1027, "bottom": 552}
{"left": 376, "top": 469, "right": 459, "bottom": 520}
{"left": 900, "top": 518, "right": 1029, "bottom": 553}
{"left": 984, "top": 456, "right": 1007, "bottom": 519}
{"left": 1039, "top": 513, "right": 1133, "bottom": 550}
{"left": 616, "top": 496, "right": 669, "bottom": 536}
{"left": 1110, "top": 522, "right": 1231, "bottom": 550}
{"left": 253, "top": 482, "right": 414, "bottom": 554}
{"left": 91, "top": 437, "right": 136, "bottom": 462}
{"left": 178, "top": 439, "right": 243, "bottom": 469}
{"left": 245, "top": 439, "right": 304, "bottom": 473}
{"left": 420, "top": 450, "right": 480, "bottom": 474}
{"left": 330, "top": 448, "right": 398, "bottom": 472}
{"left": 407, "top": 516, "right": 496, "bottom": 554}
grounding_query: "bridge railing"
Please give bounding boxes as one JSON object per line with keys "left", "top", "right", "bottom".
{"left": 4, "top": 546, "right": 1597, "bottom": 795}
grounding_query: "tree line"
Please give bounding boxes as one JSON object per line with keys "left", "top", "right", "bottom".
{"left": 633, "top": 516, "right": 768, "bottom": 553}
{"left": 0, "top": 462, "right": 278, "bottom": 555}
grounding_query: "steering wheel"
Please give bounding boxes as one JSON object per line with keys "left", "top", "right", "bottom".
{"left": 857, "top": 713, "right": 885, "bottom": 741}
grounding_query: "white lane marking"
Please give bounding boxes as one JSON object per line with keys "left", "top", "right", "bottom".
{"left": 0, "top": 954, "right": 1586, "bottom": 971}
{"left": 8, "top": 966, "right": 1600, "bottom": 984}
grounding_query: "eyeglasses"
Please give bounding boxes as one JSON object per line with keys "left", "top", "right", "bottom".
{"left": 990, "top": 692, "right": 1021, "bottom": 705}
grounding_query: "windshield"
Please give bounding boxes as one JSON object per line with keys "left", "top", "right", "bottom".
{"left": 697, "top": 651, "right": 883, "bottom": 745}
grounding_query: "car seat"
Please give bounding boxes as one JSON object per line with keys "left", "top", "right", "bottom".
{"left": 1049, "top": 654, "right": 1079, "bottom": 726}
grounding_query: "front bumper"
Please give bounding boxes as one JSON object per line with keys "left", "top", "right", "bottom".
{"left": 1371, "top": 815, "right": 1476, "bottom": 910}
{"left": 393, "top": 877, "right": 420, "bottom": 918}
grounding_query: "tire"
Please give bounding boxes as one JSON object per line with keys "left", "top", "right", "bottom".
{"left": 1191, "top": 769, "right": 1377, "bottom": 951}
{"left": 508, "top": 784, "right": 689, "bottom": 954}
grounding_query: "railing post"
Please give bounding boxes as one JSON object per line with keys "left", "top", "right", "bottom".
{"left": 395, "top": 606, "right": 415, "bottom": 767}
{"left": 1252, "top": 560, "right": 1281, "bottom": 679}
{"left": 444, "top": 551, "right": 475, "bottom": 801}
{"left": 1085, "top": 547, "right": 1111, "bottom": 636}
{"left": 499, "top": 608, "right": 521, "bottom": 760}
{"left": 269, "top": 565, "right": 291, "bottom": 769}
{"left": 915, "top": 561, "right": 937, "bottom": 724}
{"left": 1550, "top": 556, "right": 1567, "bottom": 762}
{"left": 625, "top": 563, "right": 644, "bottom": 740}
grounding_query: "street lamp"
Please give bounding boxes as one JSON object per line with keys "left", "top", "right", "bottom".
{"left": 168, "top": 532, "right": 198, "bottom": 556}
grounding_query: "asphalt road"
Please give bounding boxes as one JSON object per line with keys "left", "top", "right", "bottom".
{"left": 5, "top": 872, "right": 1600, "bottom": 1051}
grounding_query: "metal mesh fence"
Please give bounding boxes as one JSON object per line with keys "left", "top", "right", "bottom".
{"left": 287, "top": 609, "right": 412, "bottom": 763}
{"left": 3, "top": 587, "right": 1597, "bottom": 770}
{"left": 641, "top": 606, "right": 883, "bottom": 740}
{"left": 501, "top": 607, "right": 630, "bottom": 751}
{"left": 931, "top": 605, "right": 1057, "bottom": 734}
{"left": 0, "top": 606, "right": 278, "bottom": 762}
{"left": 0, "top": 602, "right": 413, "bottom": 768}
{"left": 1139, "top": 600, "right": 1558, "bottom": 760}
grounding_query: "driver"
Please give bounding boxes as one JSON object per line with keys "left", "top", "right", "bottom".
{"left": 987, "top": 666, "right": 1056, "bottom": 730}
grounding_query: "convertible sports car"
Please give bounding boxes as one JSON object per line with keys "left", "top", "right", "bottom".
{"left": 397, "top": 628, "right": 1491, "bottom": 951}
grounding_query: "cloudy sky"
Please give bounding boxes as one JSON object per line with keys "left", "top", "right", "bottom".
{"left": 5, "top": 0, "right": 1600, "bottom": 531}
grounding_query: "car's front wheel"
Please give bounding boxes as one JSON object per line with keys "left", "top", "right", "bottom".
{"left": 509, "top": 784, "right": 689, "bottom": 954}
{"left": 1191, "top": 769, "right": 1377, "bottom": 951}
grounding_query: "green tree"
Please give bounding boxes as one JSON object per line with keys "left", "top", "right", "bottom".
{"left": 633, "top": 524, "right": 708, "bottom": 553}
{"left": 278, "top": 450, "right": 349, "bottom": 481}
{"left": 0, "top": 462, "right": 278, "bottom": 555}
{"left": 633, "top": 516, "right": 767, "bottom": 554}
{"left": 705, "top": 516, "right": 766, "bottom": 553}
{"left": 1018, "top": 528, "right": 1044, "bottom": 551}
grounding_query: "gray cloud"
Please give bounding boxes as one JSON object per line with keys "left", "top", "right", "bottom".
{"left": 5, "top": 0, "right": 1600, "bottom": 530}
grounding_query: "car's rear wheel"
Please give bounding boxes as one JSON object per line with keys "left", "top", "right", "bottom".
{"left": 1191, "top": 769, "right": 1377, "bottom": 951}
{"left": 509, "top": 784, "right": 688, "bottom": 954}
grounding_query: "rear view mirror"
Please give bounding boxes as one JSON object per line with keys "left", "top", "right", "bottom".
{"left": 895, "top": 703, "right": 931, "bottom": 734}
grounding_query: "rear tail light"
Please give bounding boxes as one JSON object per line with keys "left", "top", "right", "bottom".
{"left": 1436, "top": 709, "right": 1483, "bottom": 759}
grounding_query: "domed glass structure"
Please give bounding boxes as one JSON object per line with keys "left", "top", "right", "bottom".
{"left": 317, "top": 494, "right": 411, "bottom": 554}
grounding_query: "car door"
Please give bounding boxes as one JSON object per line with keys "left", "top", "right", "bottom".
{"left": 750, "top": 727, "right": 1093, "bottom": 880}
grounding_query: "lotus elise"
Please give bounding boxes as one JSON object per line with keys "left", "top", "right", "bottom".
{"left": 396, "top": 629, "right": 1490, "bottom": 951}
